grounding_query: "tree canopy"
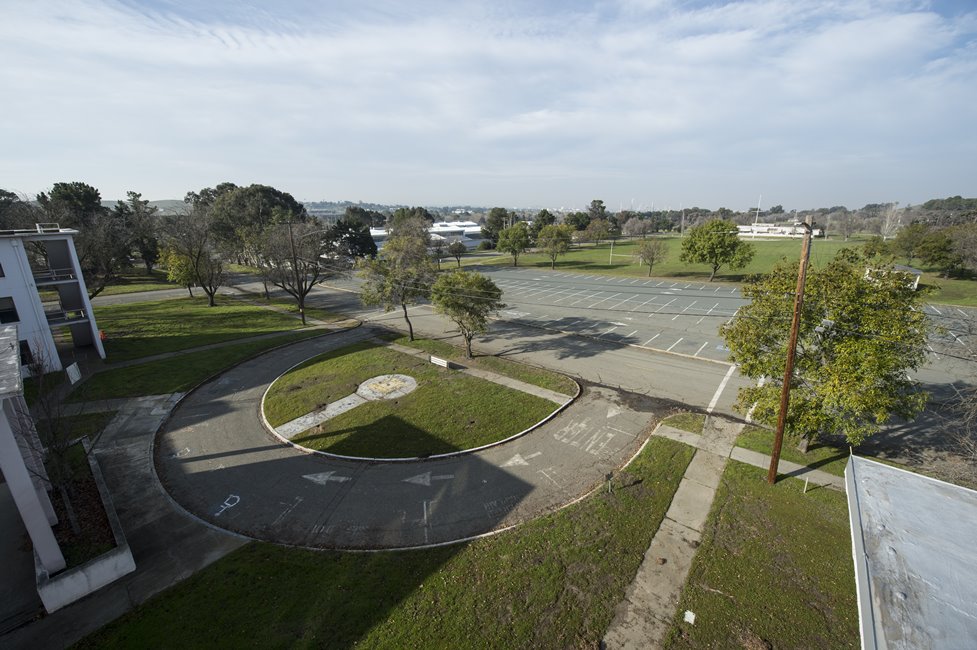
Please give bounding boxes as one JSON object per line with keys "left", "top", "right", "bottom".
{"left": 720, "top": 250, "right": 930, "bottom": 445}
{"left": 430, "top": 270, "right": 505, "bottom": 358}
{"left": 536, "top": 224, "right": 573, "bottom": 270}
{"left": 497, "top": 221, "right": 530, "bottom": 266}
{"left": 679, "top": 218, "right": 755, "bottom": 280}
{"left": 636, "top": 239, "right": 667, "bottom": 276}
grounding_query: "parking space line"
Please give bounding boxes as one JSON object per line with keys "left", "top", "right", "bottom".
{"left": 654, "top": 298, "right": 676, "bottom": 314}
{"left": 570, "top": 291, "right": 602, "bottom": 306}
{"left": 608, "top": 295, "right": 638, "bottom": 310}
{"left": 694, "top": 342, "right": 709, "bottom": 356}
{"left": 627, "top": 329, "right": 638, "bottom": 337}
{"left": 666, "top": 337, "right": 684, "bottom": 352}
{"left": 588, "top": 292, "right": 622, "bottom": 308}
{"left": 672, "top": 300, "right": 697, "bottom": 320}
{"left": 643, "top": 333, "right": 661, "bottom": 346}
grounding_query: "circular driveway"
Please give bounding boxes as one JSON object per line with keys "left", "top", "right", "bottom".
{"left": 155, "top": 327, "right": 673, "bottom": 549}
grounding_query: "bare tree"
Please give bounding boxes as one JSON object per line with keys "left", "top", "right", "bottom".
{"left": 257, "top": 213, "right": 336, "bottom": 325}
{"left": 161, "top": 205, "right": 225, "bottom": 306}
{"left": 880, "top": 203, "right": 903, "bottom": 240}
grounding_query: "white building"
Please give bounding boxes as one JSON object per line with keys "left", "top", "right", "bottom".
{"left": 737, "top": 222, "right": 824, "bottom": 238}
{"left": 0, "top": 224, "right": 105, "bottom": 376}
{"left": 370, "top": 221, "right": 485, "bottom": 250}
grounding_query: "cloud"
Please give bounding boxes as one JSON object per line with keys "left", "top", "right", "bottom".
{"left": 0, "top": 0, "right": 975, "bottom": 209}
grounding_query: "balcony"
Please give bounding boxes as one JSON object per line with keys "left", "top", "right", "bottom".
{"left": 33, "top": 267, "right": 79, "bottom": 286}
{"left": 44, "top": 307, "right": 89, "bottom": 327}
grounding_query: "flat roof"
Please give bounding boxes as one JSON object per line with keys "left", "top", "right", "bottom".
{"left": 846, "top": 456, "right": 977, "bottom": 649}
{"left": 0, "top": 325, "right": 23, "bottom": 399}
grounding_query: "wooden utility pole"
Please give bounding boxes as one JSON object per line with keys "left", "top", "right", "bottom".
{"left": 767, "top": 215, "right": 814, "bottom": 484}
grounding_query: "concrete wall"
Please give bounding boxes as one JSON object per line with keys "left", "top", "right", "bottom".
{"left": 34, "top": 441, "right": 134, "bottom": 613}
{"left": 0, "top": 239, "right": 61, "bottom": 373}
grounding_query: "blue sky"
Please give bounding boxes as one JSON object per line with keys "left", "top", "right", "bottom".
{"left": 1, "top": 0, "right": 975, "bottom": 211}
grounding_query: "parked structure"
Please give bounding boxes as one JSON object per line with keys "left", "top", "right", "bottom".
{"left": 0, "top": 224, "right": 105, "bottom": 376}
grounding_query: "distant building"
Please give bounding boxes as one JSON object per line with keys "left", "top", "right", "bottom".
{"left": 370, "top": 221, "right": 485, "bottom": 250}
{"left": 0, "top": 224, "right": 105, "bottom": 376}
{"left": 737, "top": 222, "right": 824, "bottom": 238}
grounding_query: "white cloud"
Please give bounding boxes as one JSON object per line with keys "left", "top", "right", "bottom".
{"left": 0, "top": 0, "right": 974, "bottom": 209}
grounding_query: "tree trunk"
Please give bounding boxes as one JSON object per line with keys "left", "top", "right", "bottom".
{"left": 59, "top": 484, "right": 81, "bottom": 535}
{"left": 464, "top": 334, "right": 473, "bottom": 359}
{"left": 456, "top": 258, "right": 461, "bottom": 268}
{"left": 262, "top": 279, "right": 270, "bottom": 300}
{"left": 186, "top": 285, "right": 194, "bottom": 297}
{"left": 709, "top": 265, "right": 718, "bottom": 281}
{"left": 206, "top": 290, "right": 216, "bottom": 307}
{"left": 513, "top": 255, "right": 518, "bottom": 267}
{"left": 648, "top": 265, "right": 653, "bottom": 277}
{"left": 298, "top": 295, "right": 306, "bottom": 325}
{"left": 144, "top": 259, "right": 153, "bottom": 274}
{"left": 402, "top": 302, "right": 414, "bottom": 341}
{"left": 551, "top": 258, "right": 556, "bottom": 270}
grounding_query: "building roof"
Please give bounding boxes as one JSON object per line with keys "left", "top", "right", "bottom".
{"left": 0, "top": 224, "right": 79, "bottom": 239}
{"left": 0, "top": 325, "right": 23, "bottom": 399}
{"left": 846, "top": 456, "right": 977, "bottom": 649}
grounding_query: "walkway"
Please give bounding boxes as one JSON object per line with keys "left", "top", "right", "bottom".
{"left": 603, "top": 419, "right": 843, "bottom": 649}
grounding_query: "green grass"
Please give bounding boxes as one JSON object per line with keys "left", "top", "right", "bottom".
{"left": 736, "top": 425, "right": 850, "bottom": 477}
{"left": 664, "top": 461, "right": 858, "bottom": 649}
{"left": 98, "top": 269, "right": 179, "bottom": 296}
{"left": 393, "top": 336, "right": 578, "bottom": 396}
{"left": 69, "top": 330, "right": 329, "bottom": 401}
{"left": 95, "top": 296, "right": 310, "bottom": 362}
{"left": 473, "top": 236, "right": 977, "bottom": 305}
{"left": 266, "top": 342, "right": 557, "bottom": 457}
{"left": 661, "top": 412, "right": 706, "bottom": 434}
{"left": 77, "top": 437, "right": 694, "bottom": 649}
{"left": 233, "top": 291, "right": 350, "bottom": 324}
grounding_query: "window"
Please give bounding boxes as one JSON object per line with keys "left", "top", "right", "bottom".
{"left": 0, "top": 297, "right": 18, "bottom": 324}
{"left": 19, "top": 340, "right": 32, "bottom": 367}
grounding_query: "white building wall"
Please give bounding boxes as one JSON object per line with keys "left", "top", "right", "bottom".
{"left": 0, "top": 239, "right": 62, "bottom": 373}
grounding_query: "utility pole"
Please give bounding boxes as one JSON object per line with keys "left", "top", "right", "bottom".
{"left": 767, "top": 215, "right": 814, "bottom": 484}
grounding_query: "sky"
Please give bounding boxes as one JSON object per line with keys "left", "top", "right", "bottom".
{"left": 1, "top": 0, "right": 975, "bottom": 211}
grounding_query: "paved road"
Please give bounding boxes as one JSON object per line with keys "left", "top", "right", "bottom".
{"left": 156, "top": 326, "right": 714, "bottom": 549}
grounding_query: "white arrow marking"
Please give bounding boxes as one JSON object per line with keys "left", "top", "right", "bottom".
{"left": 607, "top": 405, "right": 622, "bottom": 418}
{"left": 303, "top": 471, "right": 351, "bottom": 485}
{"left": 501, "top": 451, "right": 542, "bottom": 468}
{"left": 403, "top": 471, "right": 454, "bottom": 486}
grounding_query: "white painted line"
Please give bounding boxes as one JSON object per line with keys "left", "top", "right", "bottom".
{"left": 654, "top": 298, "right": 676, "bottom": 314}
{"left": 694, "top": 341, "right": 709, "bottom": 356}
{"left": 627, "top": 329, "right": 638, "bottom": 337}
{"left": 303, "top": 471, "right": 351, "bottom": 485}
{"left": 655, "top": 281, "right": 664, "bottom": 286}
{"left": 707, "top": 364, "right": 737, "bottom": 413}
{"left": 930, "top": 305, "right": 943, "bottom": 315}
{"left": 570, "top": 291, "right": 601, "bottom": 306}
{"left": 608, "top": 295, "right": 638, "bottom": 310}
{"left": 643, "top": 333, "right": 661, "bottom": 346}
{"left": 666, "top": 337, "right": 684, "bottom": 352}
{"left": 630, "top": 279, "right": 640, "bottom": 284}
{"left": 588, "top": 292, "right": 622, "bottom": 308}
{"left": 601, "top": 326, "right": 619, "bottom": 336}
{"left": 714, "top": 286, "right": 721, "bottom": 293}
{"left": 957, "top": 308, "right": 968, "bottom": 316}
{"left": 404, "top": 472, "right": 454, "bottom": 486}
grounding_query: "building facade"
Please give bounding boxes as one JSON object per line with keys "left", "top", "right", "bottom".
{"left": 0, "top": 224, "right": 105, "bottom": 376}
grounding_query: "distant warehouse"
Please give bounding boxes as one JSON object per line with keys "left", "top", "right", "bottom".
{"left": 370, "top": 221, "right": 485, "bottom": 250}
{"left": 737, "top": 222, "right": 824, "bottom": 238}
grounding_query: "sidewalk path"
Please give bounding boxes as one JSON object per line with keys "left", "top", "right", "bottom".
{"left": 603, "top": 419, "right": 844, "bottom": 649}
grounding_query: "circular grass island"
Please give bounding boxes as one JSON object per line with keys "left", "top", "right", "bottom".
{"left": 262, "top": 341, "right": 567, "bottom": 459}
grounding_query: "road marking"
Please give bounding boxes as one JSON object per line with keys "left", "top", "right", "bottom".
{"left": 627, "top": 329, "right": 638, "bottom": 337}
{"left": 672, "top": 300, "right": 697, "bottom": 320}
{"left": 696, "top": 302, "right": 721, "bottom": 325}
{"left": 666, "top": 337, "right": 684, "bottom": 352}
{"left": 707, "top": 364, "right": 737, "bottom": 413}
{"left": 404, "top": 471, "right": 454, "bottom": 486}
{"left": 694, "top": 342, "right": 709, "bottom": 356}
{"left": 303, "top": 471, "right": 351, "bottom": 485}
{"left": 501, "top": 451, "right": 542, "bottom": 467}
{"left": 608, "top": 295, "right": 637, "bottom": 310}
{"left": 607, "top": 405, "right": 622, "bottom": 418}
{"left": 930, "top": 305, "right": 943, "bottom": 315}
{"left": 958, "top": 308, "right": 968, "bottom": 316}
{"left": 714, "top": 286, "right": 722, "bottom": 293}
{"left": 643, "top": 333, "right": 661, "bottom": 346}
{"left": 654, "top": 298, "right": 676, "bottom": 314}
{"left": 630, "top": 279, "right": 640, "bottom": 284}
{"left": 538, "top": 468, "right": 562, "bottom": 488}
{"left": 588, "top": 292, "right": 622, "bottom": 308}
{"left": 601, "top": 326, "right": 619, "bottom": 336}
{"left": 214, "top": 494, "right": 240, "bottom": 517}
{"left": 570, "top": 291, "right": 601, "bottom": 306}
{"left": 272, "top": 496, "right": 303, "bottom": 526}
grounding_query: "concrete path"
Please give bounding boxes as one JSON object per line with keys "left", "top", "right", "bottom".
{"left": 0, "top": 395, "right": 247, "bottom": 650}
{"left": 602, "top": 419, "right": 844, "bottom": 649}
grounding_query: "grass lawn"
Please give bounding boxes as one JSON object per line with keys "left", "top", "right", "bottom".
{"left": 266, "top": 342, "right": 558, "bottom": 457}
{"left": 95, "top": 296, "right": 310, "bottom": 362}
{"left": 736, "top": 425, "right": 850, "bottom": 477}
{"left": 664, "top": 461, "right": 858, "bottom": 649}
{"left": 234, "top": 290, "right": 350, "bottom": 324}
{"left": 77, "top": 437, "right": 694, "bottom": 649}
{"left": 661, "top": 412, "right": 706, "bottom": 434}
{"left": 97, "top": 269, "right": 179, "bottom": 296}
{"left": 69, "top": 330, "right": 328, "bottom": 401}
{"left": 393, "top": 336, "right": 578, "bottom": 396}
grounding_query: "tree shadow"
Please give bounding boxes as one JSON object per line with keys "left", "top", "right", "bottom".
{"left": 481, "top": 318, "right": 641, "bottom": 360}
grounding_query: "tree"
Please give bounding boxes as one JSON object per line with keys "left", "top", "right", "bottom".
{"left": 389, "top": 206, "right": 434, "bottom": 230}
{"left": 536, "top": 224, "right": 573, "bottom": 269}
{"left": 679, "top": 219, "right": 755, "bottom": 281}
{"left": 431, "top": 238, "right": 446, "bottom": 270}
{"left": 497, "top": 222, "right": 530, "bottom": 266}
{"left": 161, "top": 247, "right": 196, "bottom": 297}
{"left": 952, "top": 223, "right": 977, "bottom": 274}
{"left": 836, "top": 210, "right": 857, "bottom": 241}
{"left": 891, "top": 223, "right": 929, "bottom": 264}
{"left": 481, "top": 207, "right": 511, "bottom": 245}
{"left": 447, "top": 240, "right": 467, "bottom": 267}
{"left": 636, "top": 239, "right": 668, "bottom": 276}
{"left": 325, "top": 218, "right": 378, "bottom": 260}
{"left": 0, "top": 189, "right": 39, "bottom": 230}
{"left": 205, "top": 184, "right": 309, "bottom": 263}
{"left": 359, "top": 217, "right": 435, "bottom": 341}
{"left": 622, "top": 217, "right": 651, "bottom": 239}
{"left": 585, "top": 219, "right": 611, "bottom": 247}
{"left": 344, "top": 205, "right": 386, "bottom": 228}
{"left": 430, "top": 270, "right": 505, "bottom": 359}
{"left": 587, "top": 199, "right": 607, "bottom": 221}
{"left": 861, "top": 236, "right": 891, "bottom": 260}
{"left": 529, "top": 209, "right": 556, "bottom": 243}
{"left": 114, "top": 191, "right": 159, "bottom": 273}
{"left": 257, "top": 212, "right": 333, "bottom": 325}
{"left": 161, "top": 204, "right": 225, "bottom": 306}
{"left": 721, "top": 250, "right": 930, "bottom": 446}
{"left": 919, "top": 228, "right": 963, "bottom": 278}
{"left": 879, "top": 203, "right": 902, "bottom": 240}
{"left": 564, "top": 211, "right": 590, "bottom": 231}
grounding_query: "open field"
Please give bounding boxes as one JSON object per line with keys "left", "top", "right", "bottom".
{"left": 94, "top": 296, "right": 309, "bottom": 362}
{"left": 266, "top": 342, "right": 557, "bottom": 457}
{"left": 471, "top": 236, "right": 977, "bottom": 305}
{"left": 664, "top": 461, "right": 858, "bottom": 649}
{"left": 77, "top": 438, "right": 694, "bottom": 649}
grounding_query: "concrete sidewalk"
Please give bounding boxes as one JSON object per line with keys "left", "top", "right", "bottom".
{"left": 603, "top": 418, "right": 845, "bottom": 649}
{"left": 0, "top": 395, "right": 247, "bottom": 649}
